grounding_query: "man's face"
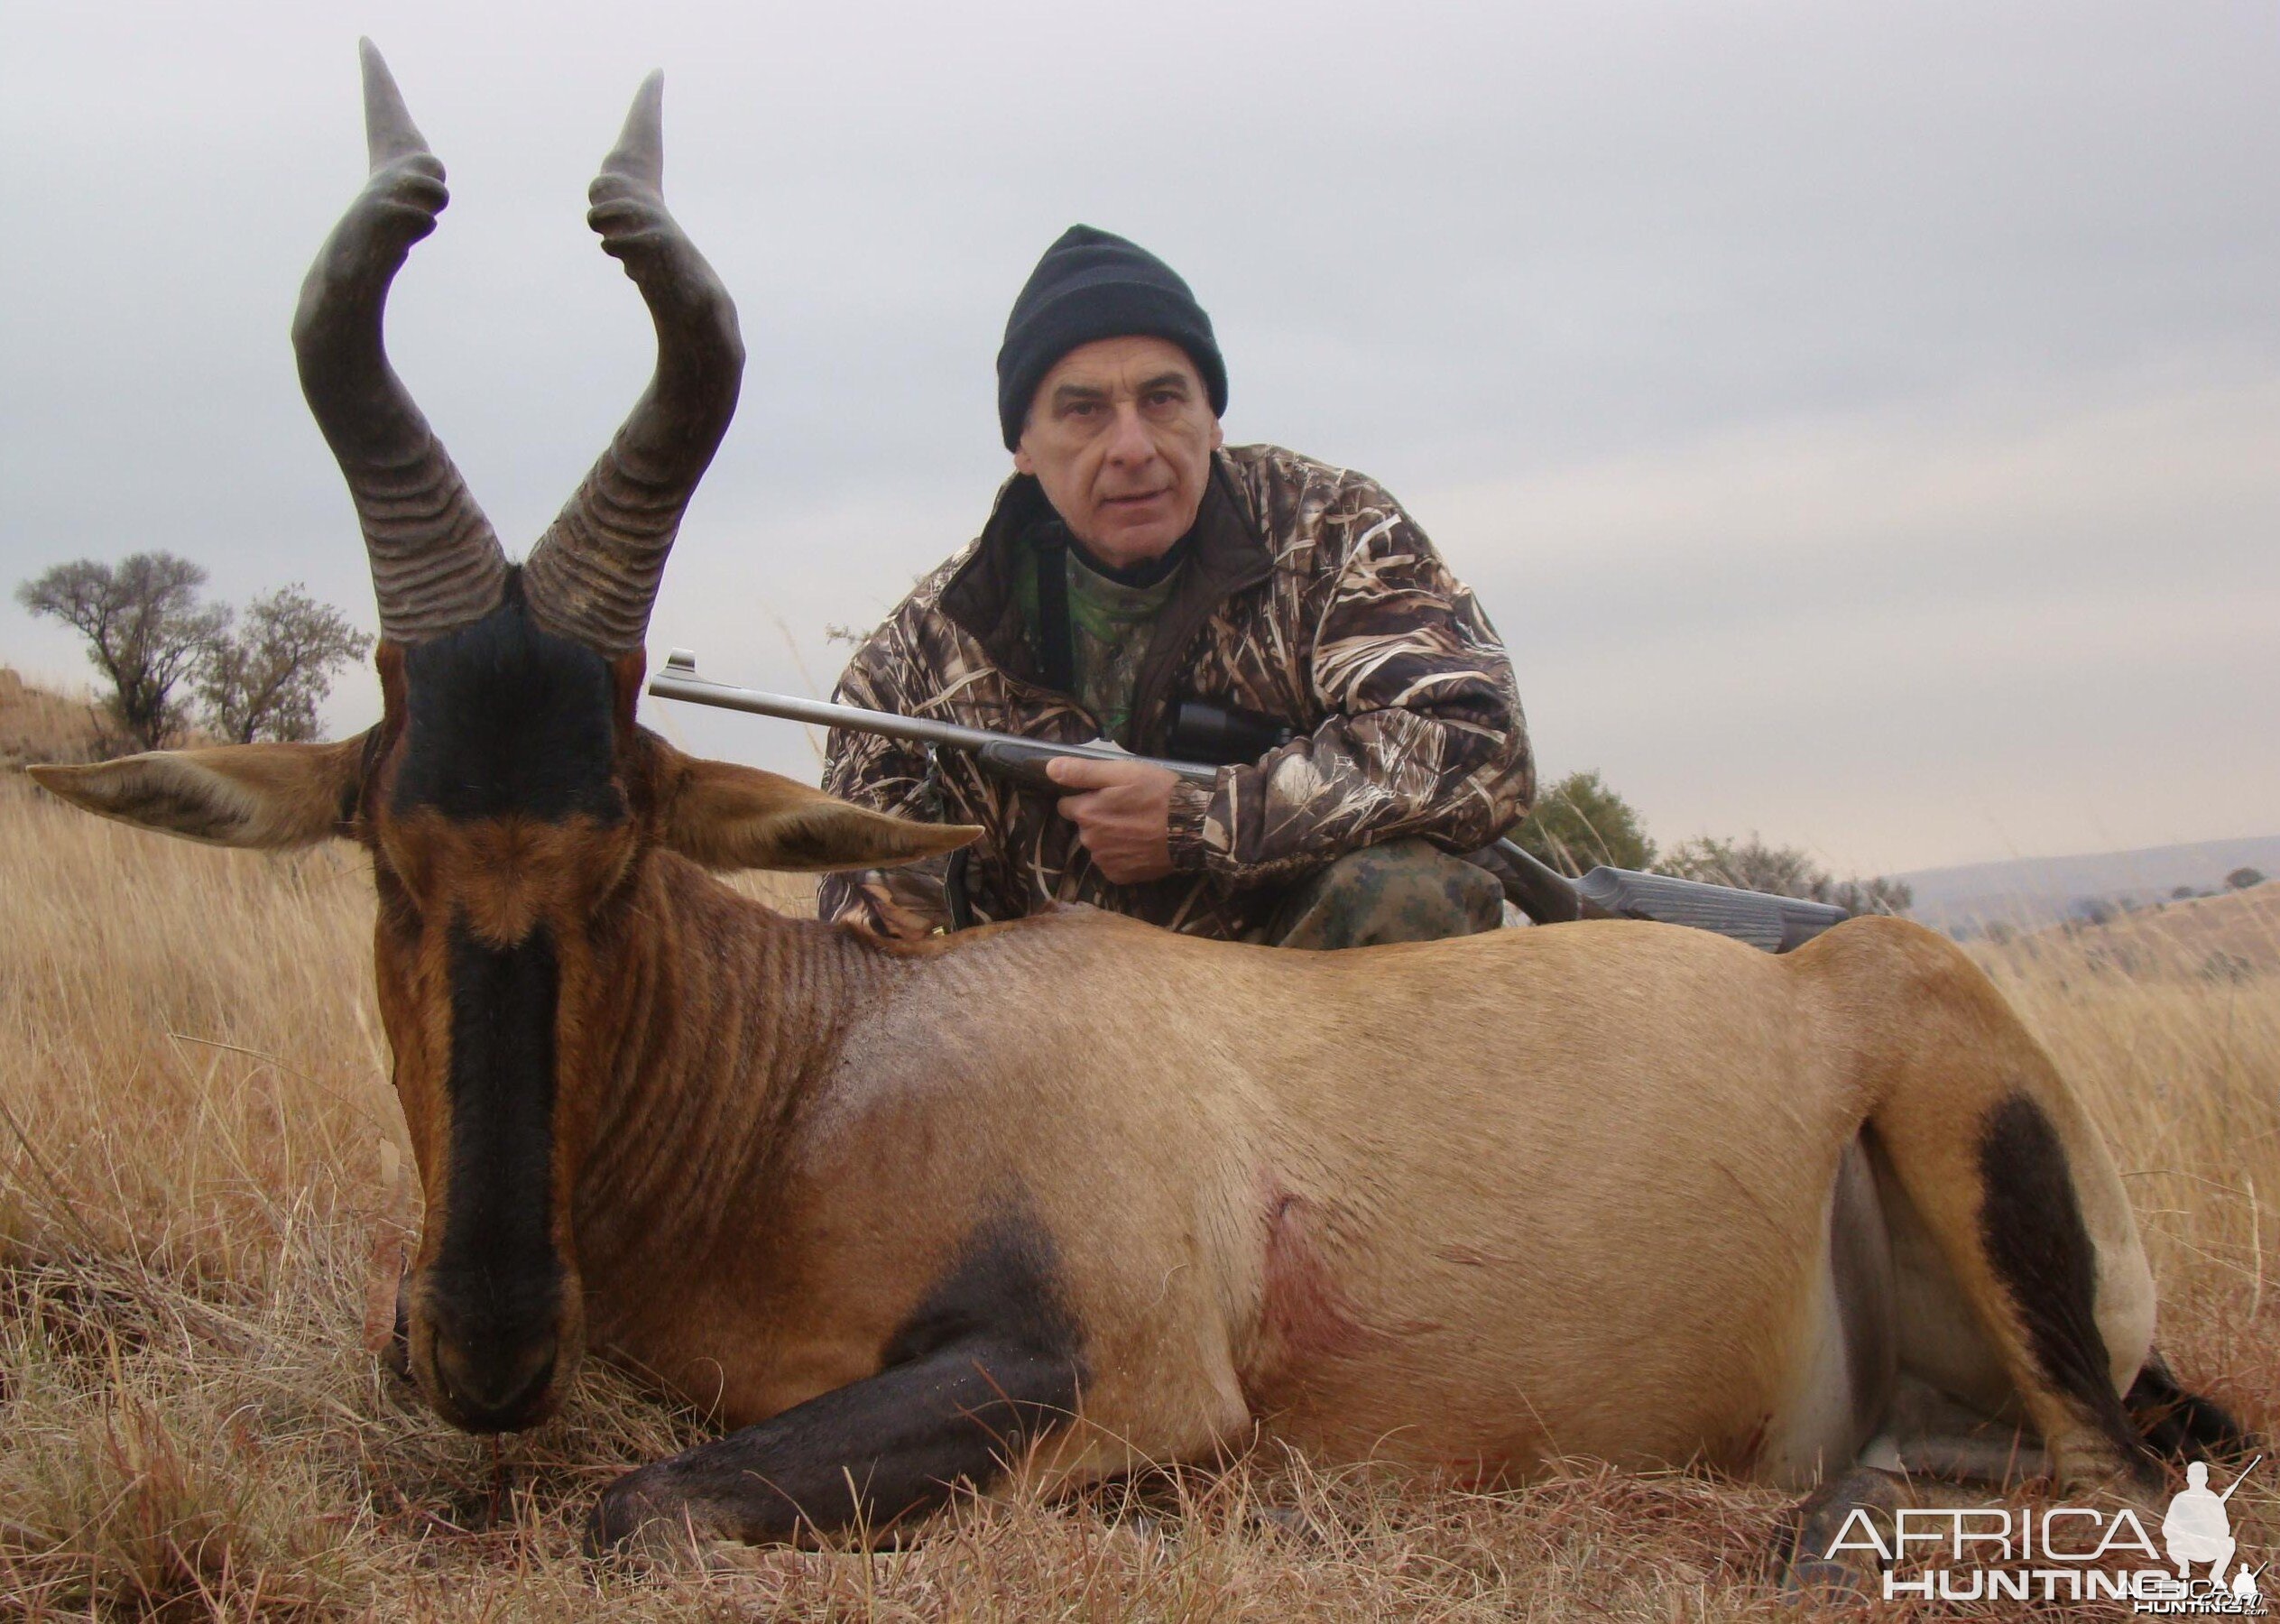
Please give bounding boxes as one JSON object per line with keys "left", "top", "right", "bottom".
{"left": 1014, "top": 336, "right": 1223, "bottom": 571}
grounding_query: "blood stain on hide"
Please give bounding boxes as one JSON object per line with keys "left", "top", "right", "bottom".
{"left": 1245, "top": 1185, "right": 1438, "bottom": 1413}
{"left": 1261, "top": 1191, "right": 1376, "bottom": 1359}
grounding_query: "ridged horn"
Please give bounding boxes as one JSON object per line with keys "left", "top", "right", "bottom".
{"left": 291, "top": 40, "right": 507, "bottom": 645}
{"left": 521, "top": 73, "right": 745, "bottom": 656}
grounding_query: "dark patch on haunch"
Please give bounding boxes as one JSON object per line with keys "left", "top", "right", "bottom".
{"left": 429, "top": 918, "right": 565, "bottom": 1428}
{"left": 587, "top": 1214, "right": 1085, "bottom": 1550}
{"left": 1975, "top": 1093, "right": 2146, "bottom": 1472}
{"left": 393, "top": 588, "right": 623, "bottom": 823}
{"left": 340, "top": 730, "right": 381, "bottom": 829}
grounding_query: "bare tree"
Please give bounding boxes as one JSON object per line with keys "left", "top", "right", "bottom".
{"left": 1659, "top": 834, "right": 1822, "bottom": 897}
{"left": 1658, "top": 833, "right": 1914, "bottom": 917}
{"left": 15, "top": 552, "right": 228, "bottom": 750}
{"left": 1825, "top": 874, "right": 1916, "bottom": 917}
{"left": 196, "top": 585, "right": 374, "bottom": 743}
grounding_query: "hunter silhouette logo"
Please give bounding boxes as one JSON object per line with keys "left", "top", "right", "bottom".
{"left": 1821, "top": 1456, "right": 2266, "bottom": 1610}
{"left": 2152, "top": 1459, "right": 2261, "bottom": 1614}
{"left": 2165, "top": 1460, "right": 2251, "bottom": 1585}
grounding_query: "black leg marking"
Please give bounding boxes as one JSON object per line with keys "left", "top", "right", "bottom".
{"left": 1975, "top": 1093, "right": 2149, "bottom": 1477}
{"left": 588, "top": 1216, "right": 1085, "bottom": 1552}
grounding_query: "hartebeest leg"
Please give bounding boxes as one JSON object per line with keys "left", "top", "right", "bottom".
{"left": 586, "top": 1333, "right": 1079, "bottom": 1555}
{"left": 587, "top": 1222, "right": 1085, "bottom": 1555}
{"left": 1829, "top": 930, "right": 2161, "bottom": 1494}
{"left": 1866, "top": 1090, "right": 2156, "bottom": 1491}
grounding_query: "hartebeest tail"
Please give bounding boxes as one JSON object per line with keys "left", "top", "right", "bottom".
{"left": 30, "top": 46, "right": 2245, "bottom": 1590}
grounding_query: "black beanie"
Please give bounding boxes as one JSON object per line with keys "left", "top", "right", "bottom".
{"left": 995, "top": 225, "right": 1228, "bottom": 450}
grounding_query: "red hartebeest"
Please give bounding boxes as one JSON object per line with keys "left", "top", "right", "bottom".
{"left": 32, "top": 45, "right": 2241, "bottom": 1581}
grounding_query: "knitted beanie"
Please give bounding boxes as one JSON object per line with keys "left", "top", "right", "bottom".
{"left": 995, "top": 225, "right": 1227, "bottom": 450}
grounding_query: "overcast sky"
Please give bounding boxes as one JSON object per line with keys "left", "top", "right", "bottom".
{"left": 3, "top": 1, "right": 2273, "bottom": 876}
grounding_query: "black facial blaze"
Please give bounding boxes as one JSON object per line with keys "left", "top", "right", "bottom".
{"left": 432, "top": 918, "right": 565, "bottom": 1395}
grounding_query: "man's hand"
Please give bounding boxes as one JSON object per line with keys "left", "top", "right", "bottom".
{"left": 1046, "top": 756, "right": 1179, "bottom": 884}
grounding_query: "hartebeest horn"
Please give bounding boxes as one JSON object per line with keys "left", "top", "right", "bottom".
{"left": 521, "top": 73, "right": 745, "bottom": 656}
{"left": 292, "top": 40, "right": 509, "bottom": 645}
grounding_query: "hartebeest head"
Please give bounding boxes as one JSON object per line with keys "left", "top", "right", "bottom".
{"left": 31, "top": 43, "right": 974, "bottom": 1433}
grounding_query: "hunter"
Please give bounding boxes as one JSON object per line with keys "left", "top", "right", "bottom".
{"left": 819, "top": 226, "right": 1534, "bottom": 946}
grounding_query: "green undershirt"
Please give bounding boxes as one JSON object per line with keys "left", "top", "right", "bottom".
{"left": 1017, "top": 538, "right": 1187, "bottom": 745}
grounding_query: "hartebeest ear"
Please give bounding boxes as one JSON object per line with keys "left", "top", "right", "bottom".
{"left": 26, "top": 739, "right": 363, "bottom": 849}
{"left": 659, "top": 752, "right": 979, "bottom": 873}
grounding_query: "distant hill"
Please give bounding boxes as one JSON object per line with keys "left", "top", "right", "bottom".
{"left": 2008, "top": 881, "right": 2280, "bottom": 981}
{"left": 0, "top": 667, "right": 106, "bottom": 767}
{"left": 1900, "top": 836, "right": 2280, "bottom": 934}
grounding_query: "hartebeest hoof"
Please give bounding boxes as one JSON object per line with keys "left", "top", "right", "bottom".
{"left": 2125, "top": 1352, "right": 2257, "bottom": 1465}
{"left": 586, "top": 1470, "right": 738, "bottom": 1563}
{"left": 1773, "top": 1466, "right": 1906, "bottom": 1601}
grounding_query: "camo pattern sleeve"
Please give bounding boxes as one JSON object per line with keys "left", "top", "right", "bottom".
{"left": 814, "top": 446, "right": 1531, "bottom": 942}
{"left": 1163, "top": 472, "right": 1533, "bottom": 889}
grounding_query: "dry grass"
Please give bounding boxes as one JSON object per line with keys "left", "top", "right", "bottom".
{"left": 1, "top": 688, "right": 2274, "bottom": 1619}
{"left": 2017, "top": 883, "right": 2280, "bottom": 983}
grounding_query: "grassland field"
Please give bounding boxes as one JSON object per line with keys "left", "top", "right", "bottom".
{"left": 1, "top": 673, "right": 2274, "bottom": 1620}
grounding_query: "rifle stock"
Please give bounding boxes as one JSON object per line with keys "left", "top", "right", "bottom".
{"left": 649, "top": 651, "right": 1852, "bottom": 953}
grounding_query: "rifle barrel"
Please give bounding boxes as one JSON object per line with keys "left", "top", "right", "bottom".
{"left": 647, "top": 653, "right": 1214, "bottom": 782}
{"left": 646, "top": 649, "right": 1851, "bottom": 952}
{"left": 2217, "top": 1455, "right": 2261, "bottom": 1501}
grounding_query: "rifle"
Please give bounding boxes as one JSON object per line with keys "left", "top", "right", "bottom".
{"left": 649, "top": 650, "right": 1850, "bottom": 953}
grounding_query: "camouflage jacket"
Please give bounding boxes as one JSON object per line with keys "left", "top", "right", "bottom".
{"left": 817, "top": 443, "right": 1534, "bottom": 941}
